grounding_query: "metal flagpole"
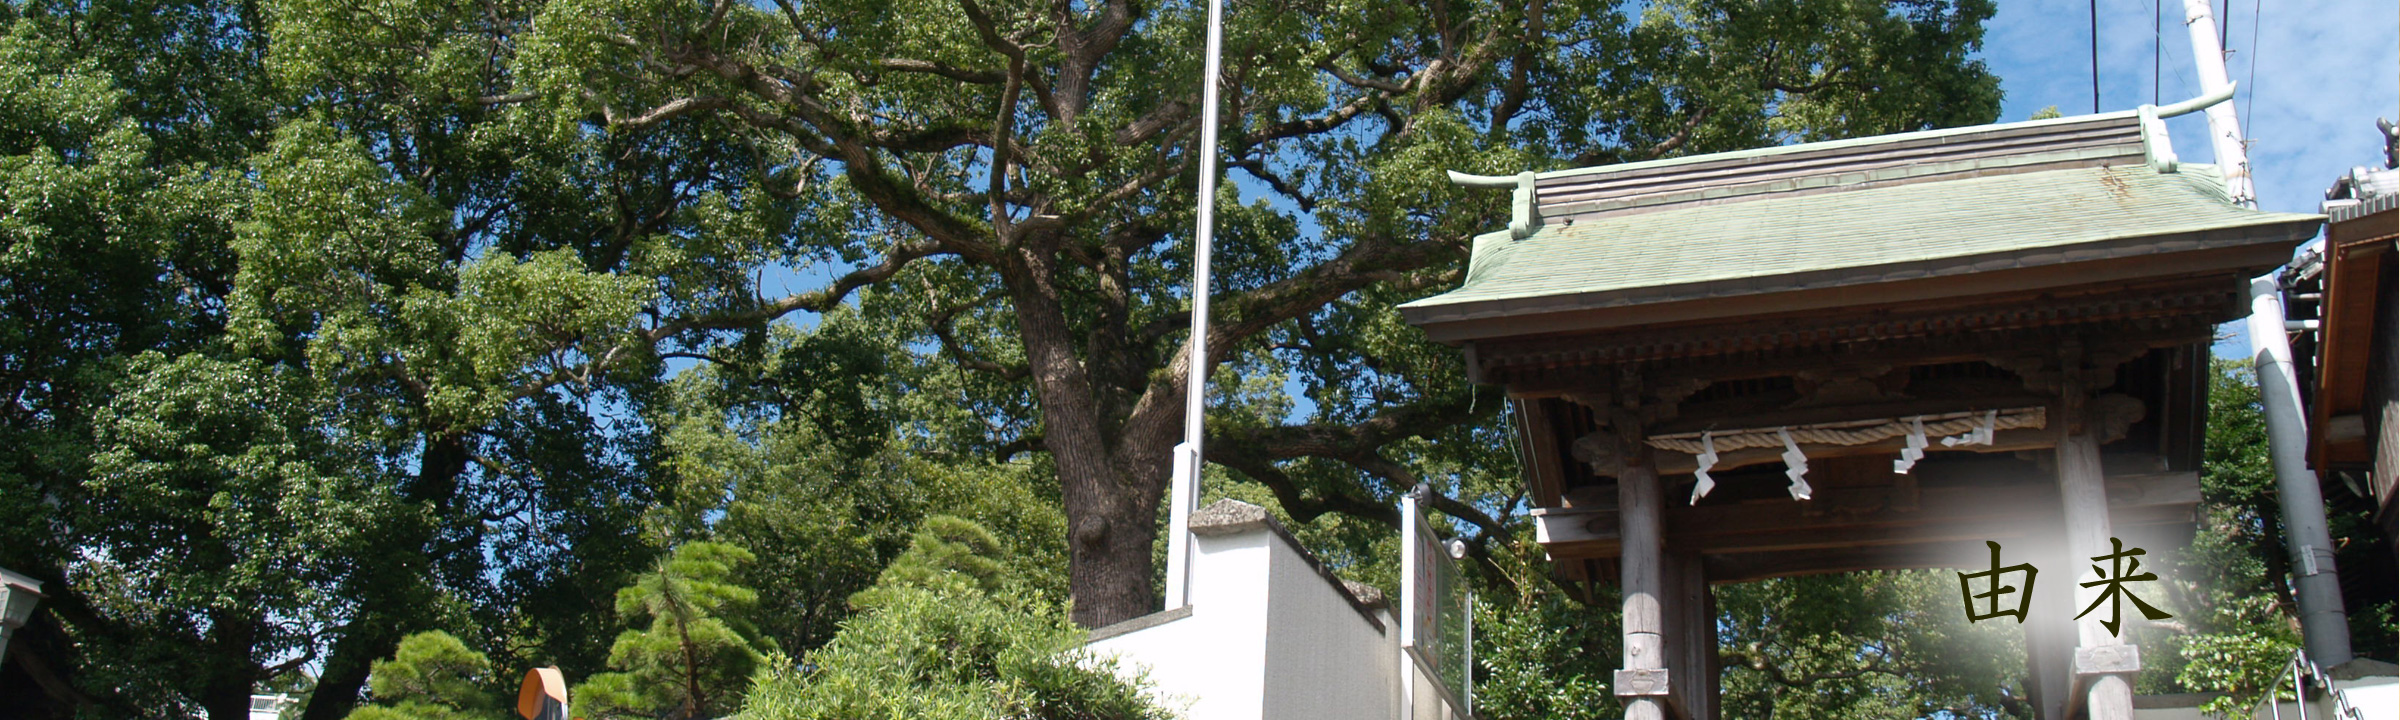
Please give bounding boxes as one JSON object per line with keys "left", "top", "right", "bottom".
{"left": 2179, "top": 0, "right": 2255, "bottom": 207}
{"left": 1164, "top": 0, "right": 1227, "bottom": 612}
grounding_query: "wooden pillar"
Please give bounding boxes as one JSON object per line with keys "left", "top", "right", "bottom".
{"left": 1667, "top": 547, "right": 1717, "bottom": 720}
{"left": 1617, "top": 456, "right": 1670, "bottom": 720}
{"left": 2056, "top": 376, "right": 2137, "bottom": 720}
{"left": 2021, "top": 539, "right": 2075, "bottom": 720}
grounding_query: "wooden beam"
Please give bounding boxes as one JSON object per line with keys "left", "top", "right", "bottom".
{"left": 1649, "top": 394, "right": 2054, "bottom": 436}
{"left": 1516, "top": 398, "right": 1567, "bottom": 508}
{"left": 1494, "top": 319, "right": 2218, "bottom": 397}
{"left": 1650, "top": 427, "right": 2058, "bottom": 475}
{"left": 1535, "top": 471, "right": 2200, "bottom": 562}
{"left": 1703, "top": 542, "right": 1983, "bottom": 584}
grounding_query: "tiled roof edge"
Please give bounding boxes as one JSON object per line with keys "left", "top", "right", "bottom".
{"left": 1530, "top": 110, "right": 2142, "bottom": 182}
{"left": 2328, "top": 192, "right": 2398, "bottom": 224}
{"left": 1401, "top": 218, "right": 2321, "bottom": 325}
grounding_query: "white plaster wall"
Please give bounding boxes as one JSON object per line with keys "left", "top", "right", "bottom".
{"left": 1406, "top": 660, "right": 1465, "bottom": 720}
{"left": 2130, "top": 705, "right": 2208, "bottom": 720}
{"left": 1090, "top": 522, "right": 1467, "bottom": 720}
{"left": 1089, "top": 531, "right": 1272, "bottom": 720}
{"left": 2329, "top": 674, "right": 2397, "bottom": 720}
{"left": 1261, "top": 535, "right": 1395, "bottom": 720}
{"left": 2249, "top": 673, "right": 2398, "bottom": 720}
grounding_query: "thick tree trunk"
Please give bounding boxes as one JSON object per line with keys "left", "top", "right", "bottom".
{"left": 1001, "top": 245, "right": 1179, "bottom": 628}
{"left": 300, "top": 433, "right": 468, "bottom": 720}
{"left": 1062, "top": 475, "right": 1166, "bottom": 627}
{"left": 200, "top": 609, "right": 259, "bottom": 720}
{"left": 302, "top": 618, "right": 405, "bottom": 720}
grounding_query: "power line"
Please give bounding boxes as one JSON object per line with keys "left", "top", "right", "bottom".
{"left": 2092, "top": 0, "right": 2102, "bottom": 113}
{"left": 2219, "top": 0, "right": 2230, "bottom": 51}
{"left": 2244, "top": 0, "right": 2261, "bottom": 133}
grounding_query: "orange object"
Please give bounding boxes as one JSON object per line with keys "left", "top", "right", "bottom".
{"left": 516, "top": 668, "right": 568, "bottom": 720}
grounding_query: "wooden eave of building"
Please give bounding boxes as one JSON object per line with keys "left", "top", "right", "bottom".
{"left": 1403, "top": 166, "right": 2320, "bottom": 345}
{"left": 1409, "top": 107, "right": 2310, "bottom": 582}
{"left": 2308, "top": 193, "right": 2399, "bottom": 472}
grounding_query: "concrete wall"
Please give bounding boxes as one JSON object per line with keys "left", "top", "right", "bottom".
{"left": 2125, "top": 670, "right": 2399, "bottom": 720}
{"left": 1262, "top": 533, "right": 1396, "bottom": 720}
{"left": 2254, "top": 671, "right": 2399, "bottom": 720}
{"left": 1088, "top": 500, "right": 1465, "bottom": 720}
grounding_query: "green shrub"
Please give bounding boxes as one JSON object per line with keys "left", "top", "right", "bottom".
{"left": 742, "top": 516, "right": 1167, "bottom": 720}
{"left": 576, "top": 541, "right": 773, "bottom": 720}
{"left": 344, "top": 631, "right": 504, "bottom": 720}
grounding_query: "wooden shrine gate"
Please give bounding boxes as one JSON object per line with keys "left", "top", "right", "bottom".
{"left": 1402, "top": 99, "right": 2322, "bottom": 720}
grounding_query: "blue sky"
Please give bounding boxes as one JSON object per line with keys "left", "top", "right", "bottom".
{"left": 1977, "top": 0, "right": 2390, "bottom": 357}
{"left": 1984, "top": 0, "right": 2397, "bottom": 216}
{"left": 1981, "top": 0, "right": 2399, "bottom": 360}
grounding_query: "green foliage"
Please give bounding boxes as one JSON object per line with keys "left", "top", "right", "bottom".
{"left": 2, "top": 0, "right": 2012, "bottom": 714}
{"left": 1468, "top": 549, "right": 1616, "bottom": 720}
{"left": 848, "top": 515, "right": 1010, "bottom": 610}
{"left": 74, "top": 351, "right": 408, "bottom": 714}
{"left": 345, "top": 632, "right": 506, "bottom": 720}
{"left": 647, "top": 313, "right": 1071, "bottom": 655}
{"left": 2150, "top": 360, "right": 2308, "bottom": 717}
{"left": 575, "top": 542, "right": 772, "bottom": 720}
{"left": 742, "top": 517, "right": 1167, "bottom": 720}
{"left": 1717, "top": 571, "right": 2026, "bottom": 719}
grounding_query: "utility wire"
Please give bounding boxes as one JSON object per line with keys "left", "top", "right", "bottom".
{"left": 2091, "top": 0, "right": 2102, "bottom": 113}
{"left": 2219, "top": 0, "right": 2230, "bottom": 51}
{"left": 2244, "top": 0, "right": 2261, "bottom": 146}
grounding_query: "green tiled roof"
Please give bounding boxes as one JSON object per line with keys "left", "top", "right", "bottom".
{"left": 1400, "top": 164, "right": 2322, "bottom": 324}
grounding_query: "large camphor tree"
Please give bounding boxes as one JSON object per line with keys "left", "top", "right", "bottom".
{"left": 522, "top": 0, "right": 2003, "bottom": 628}
{"left": 0, "top": 0, "right": 2004, "bottom": 717}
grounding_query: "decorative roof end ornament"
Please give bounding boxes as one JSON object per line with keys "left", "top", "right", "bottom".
{"left": 1446, "top": 170, "right": 1542, "bottom": 240}
{"left": 2137, "top": 82, "right": 2237, "bottom": 175}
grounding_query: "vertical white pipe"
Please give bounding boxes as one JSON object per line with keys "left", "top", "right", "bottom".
{"left": 2180, "top": 0, "right": 2256, "bottom": 207}
{"left": 1165, "top": 0, "right": 1228, "bottom": 612}
{"left": 2246, "top": 277, "right": 2355, "bottom": 666}
{"left": 1164, "top": 445, "right": 1196, "bottom": 610}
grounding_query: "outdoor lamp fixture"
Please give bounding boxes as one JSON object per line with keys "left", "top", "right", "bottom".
{"left": 0, "top": 566, "right": 44, "bottom": 659}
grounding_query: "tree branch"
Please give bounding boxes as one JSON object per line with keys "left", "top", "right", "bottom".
{"left": 874, "top": 58, "right": 1006, "bottom": 84}
{"left": 1350, "top": 454, "right": 1514, "bottom": 542}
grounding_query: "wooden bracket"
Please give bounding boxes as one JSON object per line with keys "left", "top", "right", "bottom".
{"left": 1614, "top": 668, "right": 1672, "bottom": 697}
{"left": 2072, "top": 645, "right": 2142, "bottom": 676}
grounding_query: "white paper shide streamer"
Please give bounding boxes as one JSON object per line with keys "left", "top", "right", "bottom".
{"left": 1941, "top": 409, "right": 1997, "bottom": 447}
{"left": 1689, "top": 431, "right": 1719, "bottom": 505}
{"left": 1892, "top": 416, "right": 1929, "bottom": 474}
{"left": 1777, "top": 427, "right": 1813, "bottom": 500}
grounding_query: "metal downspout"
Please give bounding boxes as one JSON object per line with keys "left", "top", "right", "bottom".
{"left": 2247, "top": 275, "right": 2355, "bottom": 667}
{"left": 2180, "top": 0, "right": 2353, "bottom": 668}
